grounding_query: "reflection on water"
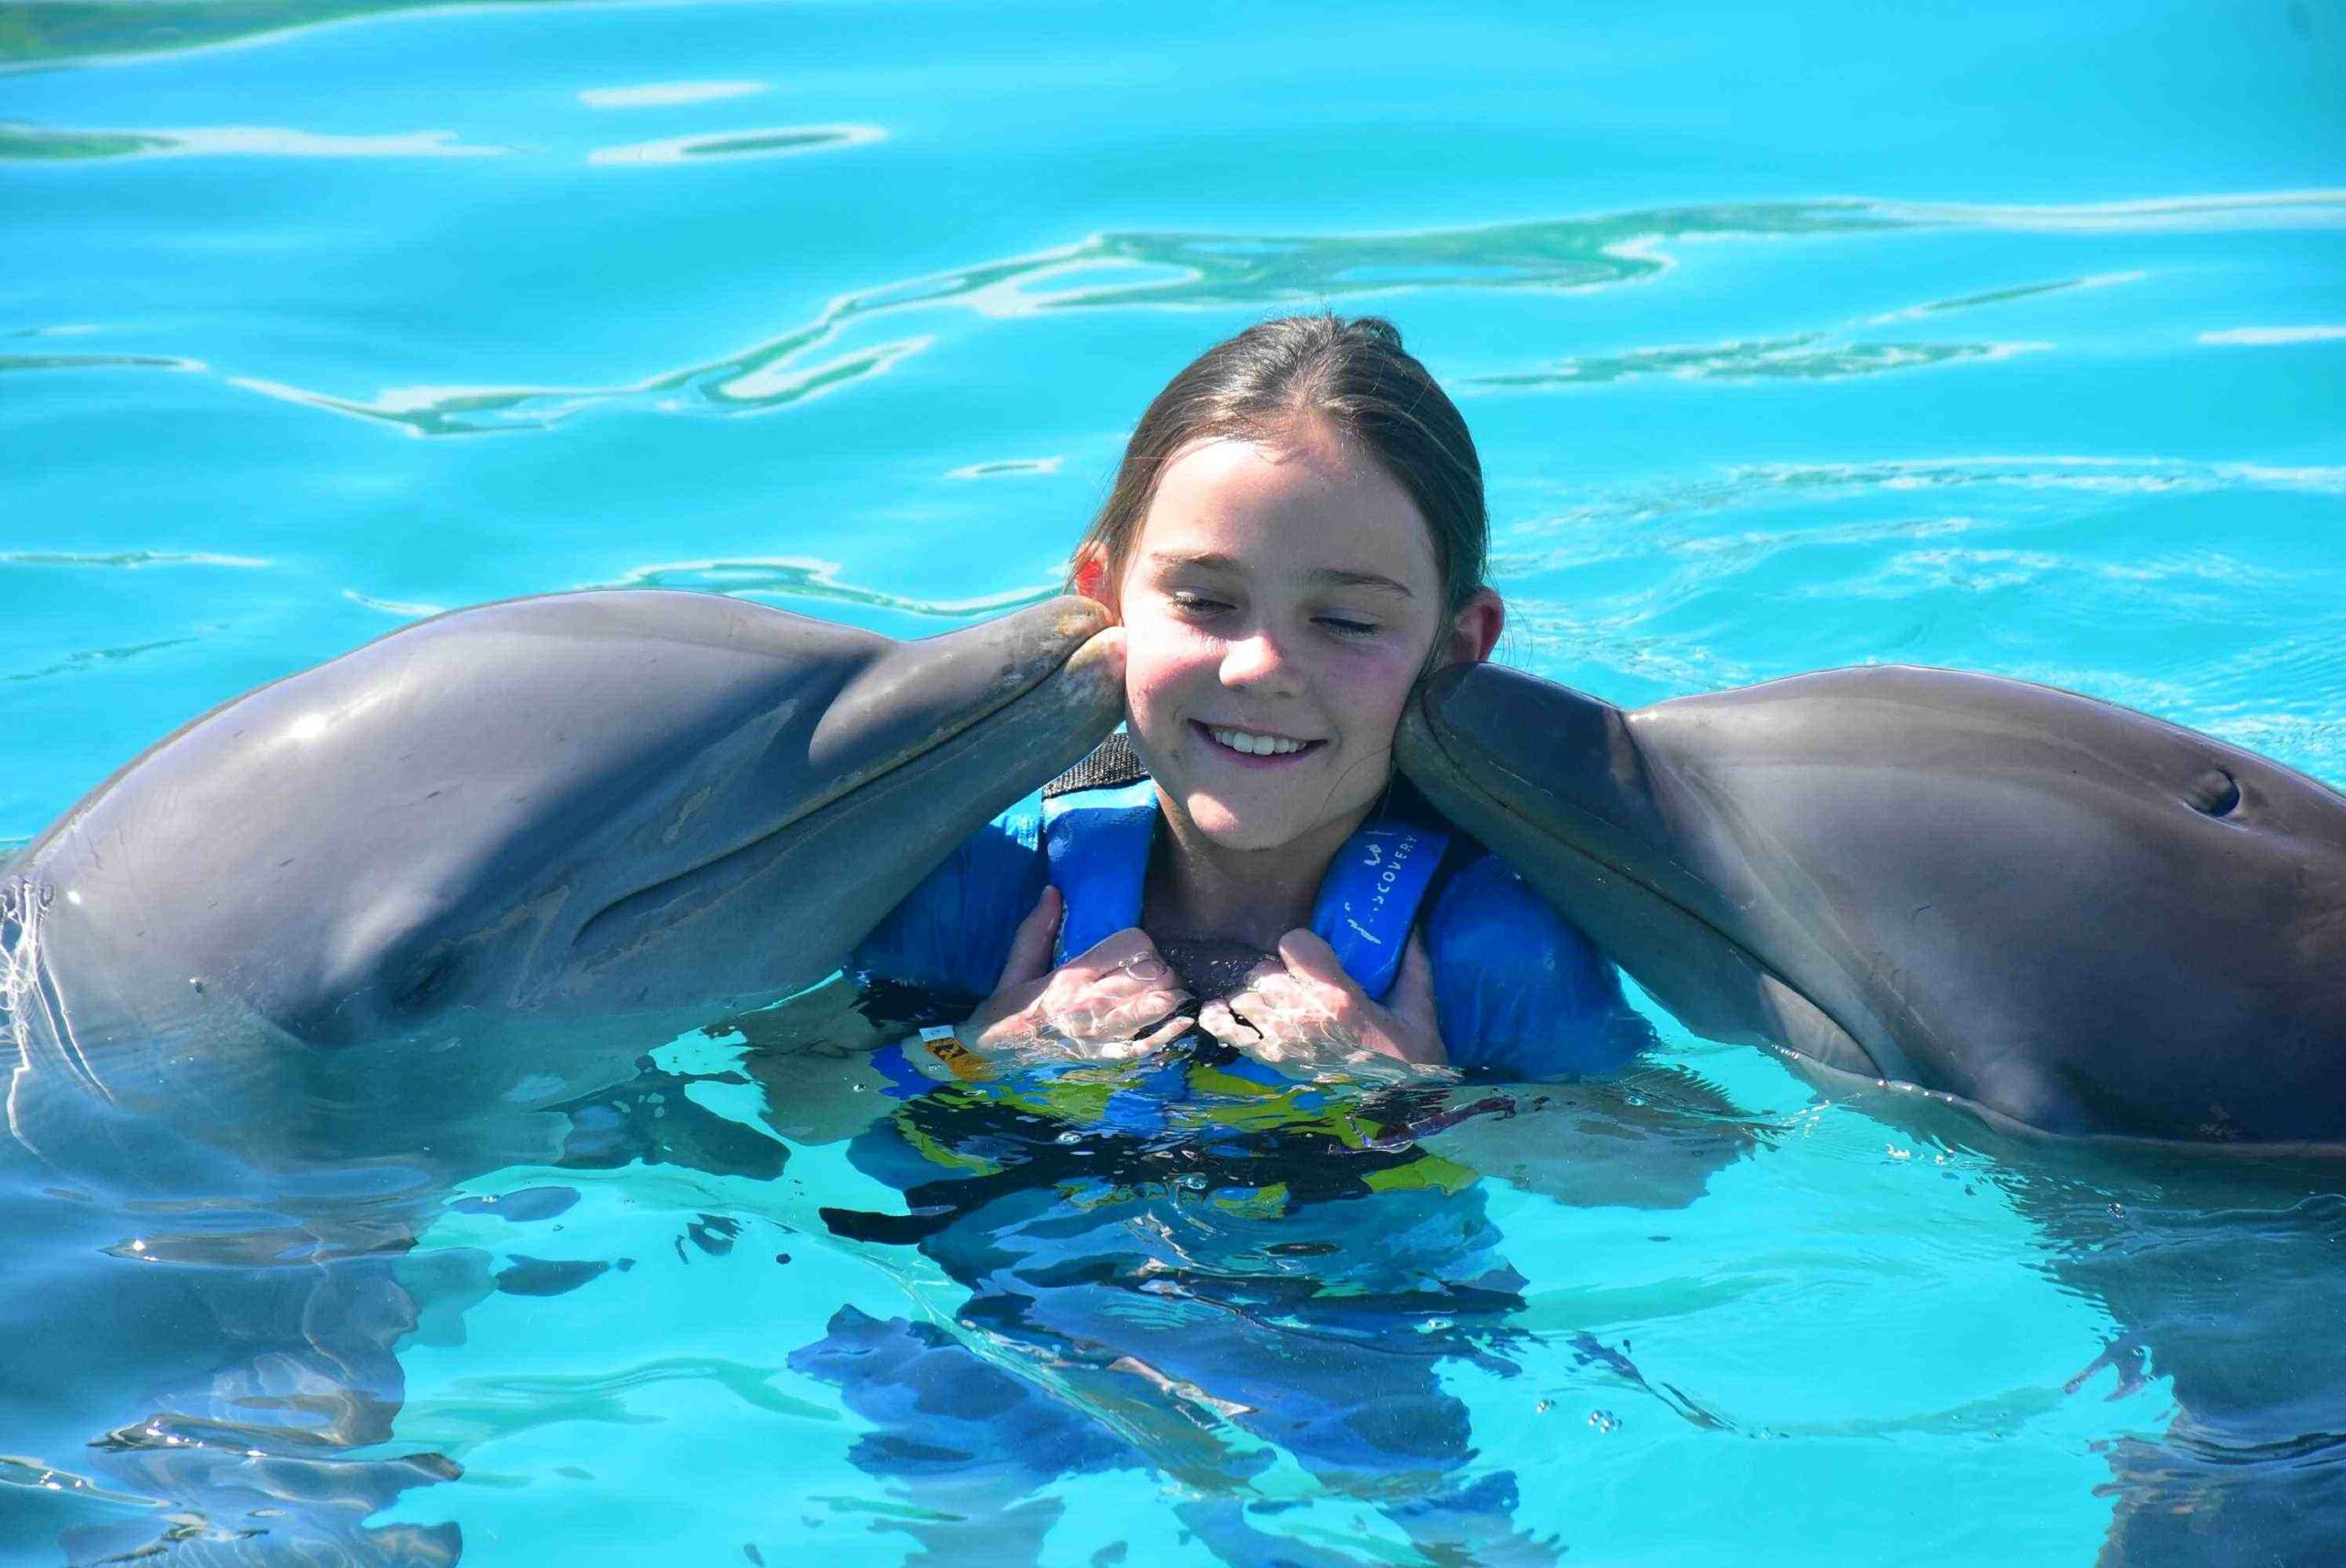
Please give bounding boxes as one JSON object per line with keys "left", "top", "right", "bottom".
{"left": 586, "top": 123, "right": 882, "bottom": 167}
{"left": 0, "top": 122, "right": 501, "bottom": 159}
{"left": 0, "top": 1022, "right": 788, "bottom": 1563}
{"left": 0, "top": 0, "right": 601, "bottom": 67}
{"left": 785, "top": 1041, "right": 1755, "bottom": 1566}
{"left": 1469, "top": 332, "right": 2040, "bottom": 387}
{"left": 0, "top": 122, "right": 175, "bottom": 158}
{"left": 597, "top": 556, "right": 1056, "bottom": 618}
{"left": 6, "top": 192, "right": 2334, "bottom": 438}
{"left": 576, "top": 79, "right": 766, "bottom": 110}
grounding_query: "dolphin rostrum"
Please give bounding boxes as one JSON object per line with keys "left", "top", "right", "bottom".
{"left": 3, "top": 589, "right": 1123, "bottom": 1172}
{"left": 1399, "top": 662, "right": 2346, "bottom": 1146}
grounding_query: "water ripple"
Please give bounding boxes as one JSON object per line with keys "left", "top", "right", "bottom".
{"left": 1866, "top": 269, "right": 2144, "bottom": 324}
{"left": 342, "top": 588, "right": 446, "bottom": 618}
{"left": 596, "top": 557, "right": 1058, "bottom": 618}
{"left": 1469, "top": 333, "right": 2043, "bottom": 389}
{"left": 577, "top": 80, "right": 767, "bottom": 111}
{"left": 11, "top": 189, "right": 2338, "bottom": 438}
{"left": 1510, "top": 455, "right": 2346, "bottom": 554}
{"left": 0, "top": 351, "right": 204, "bottom": 373}
{"left": 0, "top": 0, "right": 621, "bottom": 67}
{"left": 0, "top": 122, "right": 503, "bottom": 159}
{"left": 395, "top": 1357, "right": 836, "bottom": 1459}
{"left": 0, "top": 549, "right": 268, "bottom": 568}
{"left": 587, "top": 123, "right": 882, "bottom": 167}
{"left": 2198, "top": 324, "right": 2346, "bottom": 346}
{"left": 946, "top": 456, "right": 1064, "bottom": 479}
{"left": 4, "top": 638, "right": 196, "bottom": 685}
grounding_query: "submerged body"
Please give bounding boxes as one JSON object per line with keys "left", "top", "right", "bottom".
{"left": 2, "top": 590, "right": 1122, "bottom": 1174}
{"left": 1399, "top": 662, "right": 2346, "bottom": 1146}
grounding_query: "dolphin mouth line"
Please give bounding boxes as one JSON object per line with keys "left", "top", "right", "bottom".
{"left": 1414, "top": 700, "right": 1885, "bottom": 1074}
{"left": 586, "top": 623, "right": 1114, "bottom": 931}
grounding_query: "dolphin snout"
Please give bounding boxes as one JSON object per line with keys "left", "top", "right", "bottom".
{"left": 1060, "top": 621, "right": 1125, "bottom": 707}
{"left": 1404, "top": 663, "right": 1634, "bottom": 800}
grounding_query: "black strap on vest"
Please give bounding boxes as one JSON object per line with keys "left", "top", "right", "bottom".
{"left": 1044, "top": 730, "right": 1148, "bottom": 798}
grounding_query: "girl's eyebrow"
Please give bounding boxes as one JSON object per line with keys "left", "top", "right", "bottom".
{"left": 1310, "top": 567, "right": 1414, "bottom": 598}
{"left": 1146, "top": 549, "right": 1415, "bottom": 598}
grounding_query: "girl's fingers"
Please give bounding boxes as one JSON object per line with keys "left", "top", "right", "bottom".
{"left": 1228, "top": 990, "right": 1286, "bottom": 1040}
{"left": 1071, "top": 927, "right": 1173, "bottom": 985}
{"left": 1387, "top": 931, "right": 1442, "bottom": 1046}
{"left": 1272, "top": 928, "right": 1368, "bottom": 1012}
{"left": 1100, "top": 987, "right": 1187, "bottom": 1036}
{"left": 1198, "top": 999, "right": 1257, "bottom": 1047}
{"left": 1242, "top": 954, "right": 1288, "bottom": 991}
{"left": 1116, "top": 1011, "right": 1197, "bottom": 1058}
{"left": 996, "top": 886, "right": 1065, "bottom": 990}
{"left": 1246, "top": 970, "right": 1309, "bottom": 1010}
{"left": 1275, "top": 928, "right": 1348, "bottom": 986}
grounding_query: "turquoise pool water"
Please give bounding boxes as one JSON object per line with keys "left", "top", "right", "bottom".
{"left": 5, "top": 1, "right": 2344, "bottom": 1562}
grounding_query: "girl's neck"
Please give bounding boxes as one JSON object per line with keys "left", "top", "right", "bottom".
{"left": 1140, "top": 789, "right": 1370, "bottom": 950}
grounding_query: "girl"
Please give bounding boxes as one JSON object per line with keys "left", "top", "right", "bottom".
{"left": 857, "top": 314, "right": 1644, "bottom": 1085}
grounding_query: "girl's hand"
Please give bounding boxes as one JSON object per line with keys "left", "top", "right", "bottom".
{"left": 1197, "top": 929, "right": 1456, "bottom": 1084}
{"left": 921, "top": 887, "right": 1193, "bottom": 1076}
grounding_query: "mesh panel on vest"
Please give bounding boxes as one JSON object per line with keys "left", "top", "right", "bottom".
{"left": 1042, "top": 730, "right": 1148, "bottom": 798}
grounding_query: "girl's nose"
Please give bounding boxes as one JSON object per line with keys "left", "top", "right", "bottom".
{"left": 1219, "top": 628, "right": 1303, "bottom": 696}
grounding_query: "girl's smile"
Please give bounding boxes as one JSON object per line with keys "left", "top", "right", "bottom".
{"left": 1195, "top": 722, "right": 1322, "bottom": 761}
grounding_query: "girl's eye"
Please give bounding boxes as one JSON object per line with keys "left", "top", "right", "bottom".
{"left": 1168, "top": 592, "right": 1233, "bottom": 617}
{"left": 1316, "top": 615, "right": 1380, "bottom": 639}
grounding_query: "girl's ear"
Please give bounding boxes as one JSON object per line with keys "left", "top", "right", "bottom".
{"left": 1441, "top": 588, "right": 1505, "bottom": 666}
{"left": 1071, "top": 542, "right": 1120, "bottom": 616}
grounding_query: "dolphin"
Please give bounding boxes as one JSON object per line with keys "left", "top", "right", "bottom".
{"left": 3, "top": 589, "right": 1123, "bottom": 1174}
{"left": 1397, "top": 662, "right": 2346, "bottom": 1147}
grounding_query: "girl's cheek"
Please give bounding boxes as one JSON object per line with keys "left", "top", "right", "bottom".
{"left": 1320, "top": 639, "right": 1424, "bottom": 700}
{"left": 1119, "top": 617, "right": 1219, "bottom": 705}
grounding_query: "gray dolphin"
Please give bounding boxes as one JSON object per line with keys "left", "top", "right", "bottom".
{"left": 1398, "top": 662, "right": 2346, "bottom": 1147}
{"left": 3, "top": 589, "right": 1122, "bottom": 1172}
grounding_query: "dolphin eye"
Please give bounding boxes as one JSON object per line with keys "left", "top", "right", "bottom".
{"left": 2184, "top": 767, "right": 2241, "bottom": 818}
{"left": 398, "top": 948, "right": 466, "bottom": 1011}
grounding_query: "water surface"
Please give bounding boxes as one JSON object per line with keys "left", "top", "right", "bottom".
{"left": 4, "top": 1, "right": 2343, "bottom": 1562}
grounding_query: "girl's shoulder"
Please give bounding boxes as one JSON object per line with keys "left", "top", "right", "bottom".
{"left": 849, "top": 800, "right": 1047, "bottom": 1001}
{"left": 1420, "top": 842, "right": 1652, "bottom": 1078}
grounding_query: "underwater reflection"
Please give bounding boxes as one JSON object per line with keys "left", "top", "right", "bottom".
{"left": 0, "top": 1036, "right": 790, "bottom": 1563}
{"left": 788, "top": 1040, "right": 1752, "bottom": 1566}
{"left": 1855, "top": 1094, "right": 2346, "bottom": 1567}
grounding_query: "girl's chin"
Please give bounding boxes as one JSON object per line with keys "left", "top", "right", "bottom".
{"left": 1176, "top": 795, "right": 1315, "bottom": 854}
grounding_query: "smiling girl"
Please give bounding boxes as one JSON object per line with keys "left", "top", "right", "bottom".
{"left": 858, "top": 314, "right": 1645, "bottom": 1085}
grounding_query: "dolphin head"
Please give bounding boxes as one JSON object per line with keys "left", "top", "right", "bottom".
{"left": 313, "top": 592, "right": 1128, "bottom": 1042}
{"left": 1400, "top": 661, "right": 2346, "bottom": 1144}
{"left": 1396, "top": 663, "right": 1825, "bottom": 1069}
{"left": 16, "top": 592, "right": 1124, "bottom": 1076}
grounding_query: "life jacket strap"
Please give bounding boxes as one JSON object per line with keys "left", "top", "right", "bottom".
{"left": 1043, "top": 778, "right": 1157, "bottom": 967}
{"left": 1309, "top": 817, "right": 1450, "bottom": 1001}
{"left": 1039, "top": 739, "right": 1450, "bottom": 1002}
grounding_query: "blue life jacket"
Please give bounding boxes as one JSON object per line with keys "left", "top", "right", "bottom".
{"left": 1041, "top": 769, "right": 1449, "bottom": 1003}
{"left": 850, "top": 732, "right": 1650, "bottom": 1082}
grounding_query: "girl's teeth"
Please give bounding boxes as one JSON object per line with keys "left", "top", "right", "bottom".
{"left": 1211, "top": 727, "right": 1304, "bottom": 756}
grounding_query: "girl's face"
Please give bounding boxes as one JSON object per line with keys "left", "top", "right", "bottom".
{"left": 1081, "top": 420, "right": 1501, "bottom": 856}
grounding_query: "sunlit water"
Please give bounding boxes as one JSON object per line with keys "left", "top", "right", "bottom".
{"left": 4, "top": 1, "right": 2344, "bottom": 1563}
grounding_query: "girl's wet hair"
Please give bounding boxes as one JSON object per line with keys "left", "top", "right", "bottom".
{"left": 1075, "top": 314, "right": 1489, "bottom": 617}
